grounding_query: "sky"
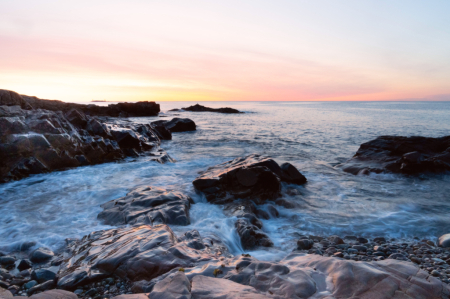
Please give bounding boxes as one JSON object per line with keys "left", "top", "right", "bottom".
{"left": 1, "top": 0, "right": 450, "bottom": 102}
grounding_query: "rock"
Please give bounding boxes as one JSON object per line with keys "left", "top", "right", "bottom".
{"left": 6, "top": 285, "right": 19, "bottom": 295}
{"left": 98, "top": 186, "right": 193, "bottom": 226}
{"left": 235, "top": 219, "right": 273, "bottom": 250}
{"left": 0, "top": 281, "right": 9, "bottom": 289}
{"left": 57, "top": 225, "right": 220, "bottom": 290}
{"left": 373, "top": 237, "right": 387, "bottom": 243}
{"left": 157, "top": 118, "right": 196, "bottom": 133}
{"left": 181, "top": 104, "right": 242, "bottom": 114}
{"left": 65, "top": 109, "right": 87, "bottom": 128}
{"left": 193, "top": 154, "right": 306, "bottom": 204}
{"left": 30, "top": 248, "right": 54, "bottom": 263}
{"left": 110, "top": 295, "right": 150, "bottom": 299}
{"left": 328, "top": 235, "right": 344, "bottom": 245}
{"left": 0, "top": 286, "right": 13, "bottom": 299}
{"left": 342, "top": 135, "right": 450, "bottom": 175}
{"left": 280, "top": 162, "right": 307, "bottom": 185}
{"left": 29, "top": 289, "right": 77, "bottom": 299}
{"left": 18, "top": 259, "right": 33, "bottom": 271}
{"left": 357, "top": 237, "right": 368, "bottom": 244}
{"left": 24, "top": 281, "right": 38, "bottom": 290}
{"left": 0, "top": 256, "right": 15, "bottom": 266}
{"left": 184, "top": 230, "right": 205, "bottom": 250}
{"left": 150, "top": 122, "right": 172, "bottom": 140}
{"left": 190, "top": 275, "right": 271, "bottom": 299}
{"left": 31, "top": 269, "right": 56, "bottom": 284}
{"left": 27, "top": 280, "right": 56, "bottom": 296}
{"left": 297, "top": 239, "right": 314, "bottom": 250}
{"left": 352, "top": 245, "right": 367, "bottom": 252}
{"left": 149, "top": 272, "right": 191, "bottom": 299}
{"left": 438, "top": 234, "right": 450, "bottom": 248}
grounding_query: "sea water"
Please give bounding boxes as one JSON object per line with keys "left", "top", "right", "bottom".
{"left": 1, "top": 101, "right": 450, "bottom": 261}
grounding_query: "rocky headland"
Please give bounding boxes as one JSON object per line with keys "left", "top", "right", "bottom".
{"left": 2, "top": 90, "right": 450, "bottom": 299}
{"left": 0, "top": 89, "right": 195, "bottom": 183}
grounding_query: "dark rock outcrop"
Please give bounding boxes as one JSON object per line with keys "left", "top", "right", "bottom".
{"left": 151, "top": 118, "right": 196, "bottom": 133}
{"left": 193, "top": 154, "right": 306, "bottom": 204}
{"left": 181, "top": 104, "right": 242, "bottom": 114}
{"left": 97, "top": 186, "right": 193, "bottom": 226}
{"left": 342, "top": 135, "right": 450, "bottom": 175}
{"left": 57, "top": 225, "right": 226, "bottom": 291}
{"left": 0, "top": 91, "right": 172, "bottom": 183}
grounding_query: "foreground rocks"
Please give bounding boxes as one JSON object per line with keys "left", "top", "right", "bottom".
{"left": 98, "top": 186, "right": 193, "bottom": 226}
{"left": 57, "top": 225, "right": 229, "bottom": 291}
{"left": 342, "top": 135, "right": 450, "bottom": 175}
{"left": 180, "top": 104, "right": 242, "bottom": 114}
{"left": 145, "top": 251, "right": 450, "bottom": 298}
{"left": 0, "top": 90, "right": 198, "bottom": 183}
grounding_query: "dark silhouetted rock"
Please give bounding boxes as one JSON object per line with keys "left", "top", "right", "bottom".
{"left": 151, "top": 122, "right": 172, "bottom": 140}
{"left": 297, "top": 238, "right": 314, "bottom": 250}
{"left": 181, "top": 104, "right": 242, "bottom": 114}
{"left": 98, "top": 186, "right": 193, "bottom": 226}
{"left": 342, "top": 135, "right": 450, "bottom": 175}
{"left": 27, "top": 280, "right": 56, "bottom": 296}
{"left": 0, "top": 256, "right": 15, "bottom": 266}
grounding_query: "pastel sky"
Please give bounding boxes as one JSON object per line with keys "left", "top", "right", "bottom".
{"left": 1, "top": 0, "right": 450, "bottom": 102}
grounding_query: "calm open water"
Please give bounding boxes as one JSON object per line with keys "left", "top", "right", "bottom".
{"left": 1, "top": 101, "right": 450, "bottom": 261}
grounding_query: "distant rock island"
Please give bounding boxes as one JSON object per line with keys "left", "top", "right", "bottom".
{"left": 172, "top": 103, "right": 242, "bottom": 114}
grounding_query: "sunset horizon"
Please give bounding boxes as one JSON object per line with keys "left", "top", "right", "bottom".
{"left": 2, "top": 0, "right": 450, "bottom": 102}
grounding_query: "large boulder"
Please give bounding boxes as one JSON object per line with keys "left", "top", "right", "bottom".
{"left": 57, "top": 225, "right": 220, "bottom": 290}
{"left": 342, "top": 135, "right": 450, "bottom": 175}
{"left": 193, "top": 154, "right": 306, "bottom": 204}
{"left": 97, "top": 186, "right": 193, "bottom": 226}
{"left": 149, "top": 272, "right": 192, "bottom": 299}
{"left": 29, "top": 290, "right": 78, "bottom": 299}
{"left": 438, "top": 234, "right": 450, "bottom": 248}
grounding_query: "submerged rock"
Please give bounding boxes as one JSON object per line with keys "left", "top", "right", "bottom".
{"left": 193, "top": 154, "right": 306, "bottom": 204}
{"left": 181, "top": 104, "right": 242, "bottom": 114}
{"left": 98, "top": 186, "right": 193, "bottom": 226}
{"left": 342, "top": 135, "right": 450, "bottom": 175}
{"left": 57, "top": 225, "right": 223, "bottom": 290}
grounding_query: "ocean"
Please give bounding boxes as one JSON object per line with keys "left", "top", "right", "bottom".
{"left": 1, "top": 101, "right": 450, "bottom": 261}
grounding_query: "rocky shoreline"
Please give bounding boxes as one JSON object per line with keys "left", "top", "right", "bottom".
{"left": 2, "top": 89, "right": 450, "bottom": 298}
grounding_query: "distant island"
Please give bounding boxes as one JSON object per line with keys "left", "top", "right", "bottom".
{"left": 170, "top": 103, "right": 242, "bottom": 114}
{"left": 91, "top": 100, "right": 111, "bottom": 102}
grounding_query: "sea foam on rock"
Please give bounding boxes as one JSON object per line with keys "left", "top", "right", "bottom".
{"left": 97, "top": 186, "right": 193, "bottom": 226}
{"left": 342, "top": 135, "right": 450, "bottom": 175}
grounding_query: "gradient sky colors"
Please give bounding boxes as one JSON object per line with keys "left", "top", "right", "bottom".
{"left": 1, "top": 1, "right": 450, "bottom": 102}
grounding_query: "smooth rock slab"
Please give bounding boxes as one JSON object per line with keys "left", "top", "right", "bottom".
{"left": 98, "top": 186, "right": 193, "bottom": 226}
{"left": 29, "top": 290, "right": 77, "bottom": 299}
{"left": 190, "top": 275, "right": 272, "bottom": 299}
{"left": 57, "top": 225, "right": 218, "bottom": 290}
{"left": 149, "top": 272, "right": 191, "bottom": 299}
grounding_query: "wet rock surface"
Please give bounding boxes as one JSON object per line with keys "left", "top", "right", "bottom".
{"left": 180, "top": 104, "right": 242, "bottom": 114}
{"left": 0, "top": 90, "right": 179, "bottom": 183}
{"left": 193, "top": 154, "right": 306, "bottom": 204}
{"left": 342, "top": 135, "right": 450, "bottom": 175}
{"left": 98, "top": 186, "right": 193, "bottom": 226}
